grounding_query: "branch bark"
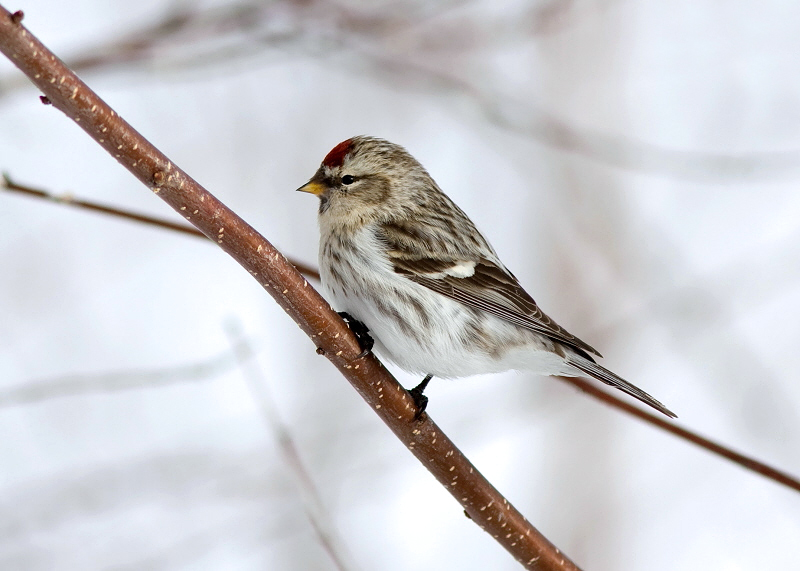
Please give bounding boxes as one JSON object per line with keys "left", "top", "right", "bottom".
{"left": 0, "top": 7, "right": 580, "bottom": 570}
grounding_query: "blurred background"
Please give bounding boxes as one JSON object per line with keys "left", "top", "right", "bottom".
{"left": 1, "top": 0, "right": 799, "bottom": 569}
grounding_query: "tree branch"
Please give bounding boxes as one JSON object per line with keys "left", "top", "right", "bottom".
{"left": 0, "top": 7, "right": 579, "bottom": 570}
{"left": 559, "top": 376, "right": 800, "bottom": 493}
{"left": 0, "top": 173, "right": 320, "bottom": 280}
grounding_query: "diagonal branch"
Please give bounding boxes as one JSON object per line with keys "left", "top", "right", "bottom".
{"left": 559, "top": 376, "right": 800, "bottom": 493}
{"left": 0, "top": 8, "right": 578, "bottom": 570}
{"left": 0, "top": 173, "right": 320, "bottom": 280}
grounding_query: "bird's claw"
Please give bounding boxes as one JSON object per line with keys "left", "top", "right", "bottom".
{"left": 409, "top": 389, "right": 428, "bottom": 420}
{"left": 409, "top": 374, "right": 433, "bottom": 420}
{"left": 337, "top": 312, "right": 374, "bottom": 358}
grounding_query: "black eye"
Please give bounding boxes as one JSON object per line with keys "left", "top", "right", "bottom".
{"left": 341, "top": 175, "right": 355, "bottom": 185}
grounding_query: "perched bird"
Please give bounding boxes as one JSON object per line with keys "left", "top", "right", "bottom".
{"left": 298, "top": 136, "right": 675, "bottom": 418}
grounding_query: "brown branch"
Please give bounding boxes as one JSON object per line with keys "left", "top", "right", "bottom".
{"left": 0, "top": 8, "right": 579, "bottom": 570}
{"left": 559, "top": 376, "right": 800, "bottom": 493}
{"left": 0, "top": 173, "right": 321, "bottom": 281}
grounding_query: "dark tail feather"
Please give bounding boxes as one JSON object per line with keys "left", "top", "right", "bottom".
{"left": 566, "top": 356, "right": 677, "bottom": 418}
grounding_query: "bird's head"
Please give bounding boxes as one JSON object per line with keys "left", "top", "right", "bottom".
{"left": 297, "top": 136, "right": 435, "bottom": 226}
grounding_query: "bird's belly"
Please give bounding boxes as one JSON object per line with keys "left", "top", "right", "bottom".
{"left": 325, "top": 273, "right": 567, "bottom": 379}
{"left": 357, "top": 295, "right": 497, "bottom": 378}
{"left": 319, "top": 229, "right": 571, "bottom": 379}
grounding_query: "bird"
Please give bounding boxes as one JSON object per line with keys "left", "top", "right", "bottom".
{"left": 297, "top": 136, "right": 675, "bottom": 419}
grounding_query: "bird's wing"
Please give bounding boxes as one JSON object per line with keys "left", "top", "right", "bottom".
{"left": 379, "top": 222, "right": 602, "bottom": 358}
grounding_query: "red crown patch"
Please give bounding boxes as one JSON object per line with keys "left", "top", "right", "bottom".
{"left": 322, "top": 139, "right": 353, "bottom": 168}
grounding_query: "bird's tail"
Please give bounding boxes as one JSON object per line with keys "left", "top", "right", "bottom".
{"left": 565, "top": 355, "right": 676, "bottom": 418}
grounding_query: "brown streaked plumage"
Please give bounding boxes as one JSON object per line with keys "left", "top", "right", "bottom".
{"left": 298, "top": 136, "right": 675, "bottom": 418}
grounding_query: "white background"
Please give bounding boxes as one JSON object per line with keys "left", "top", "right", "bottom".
{"left": 1, "top": 1, "right": 799, "bottom": 569}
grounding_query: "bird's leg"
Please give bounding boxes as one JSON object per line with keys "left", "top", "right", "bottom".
{"left": 409, "top": 374, "right": 433, "bottom": 419}
{"left": 337, "top": 312, "right": 374, "bottom": 358}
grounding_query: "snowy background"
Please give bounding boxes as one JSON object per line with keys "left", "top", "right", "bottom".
{"left": 1, "top": 1, "right": 799, "bottom": 569}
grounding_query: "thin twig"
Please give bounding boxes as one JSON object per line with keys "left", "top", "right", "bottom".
{"left": 0, "top": 173, "right": 320, "bottom": 281}
{"left": 224, "top": 320, "right": 356, "bottom": 571}
{"left": 559, "top": 376, "right": 800, "bottom": 493}
{"left": 0, "top": 8, "right": 577, "bottom": 570}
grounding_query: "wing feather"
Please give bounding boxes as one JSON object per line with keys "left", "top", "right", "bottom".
{"left": 379, "top": 221, "right": 601, "bottom": 358}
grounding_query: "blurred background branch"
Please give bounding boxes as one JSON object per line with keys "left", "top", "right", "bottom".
{"left": 2, "top": 0, "right": 798, "bottom": 181}
{"left": 225, "top": 319, "right": 356, "bottom": 571}
{"left": 0, "top": 349, "right": 236, "bottom": 408}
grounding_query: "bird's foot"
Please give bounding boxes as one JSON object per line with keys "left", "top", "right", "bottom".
{"left": 409, "top": 374, "right": 433, "bottom": 420}
{"left": 337, "top": 312, "right": 374, "bottom": 358}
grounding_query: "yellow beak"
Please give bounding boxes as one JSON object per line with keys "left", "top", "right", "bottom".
{"left": 296, "top": 180, "right": 326, "bottom": 196}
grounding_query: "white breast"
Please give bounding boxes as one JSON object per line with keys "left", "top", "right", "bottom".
{"left": 319, "top": 225, "right": 572, "bottom": 379}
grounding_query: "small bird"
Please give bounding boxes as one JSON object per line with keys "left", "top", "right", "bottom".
{"left": 298, "top": 136, "right": 675, "bottom": 418}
